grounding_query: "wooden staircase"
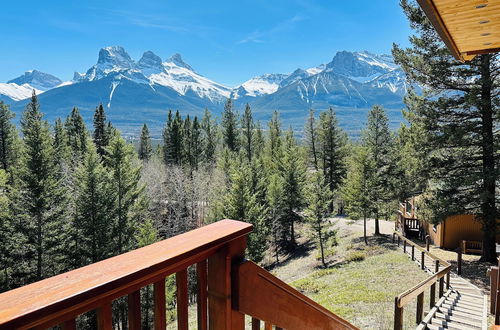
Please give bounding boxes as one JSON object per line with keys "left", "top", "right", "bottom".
{"left": 394, "top": 233, "right": 487, "bottom": 330}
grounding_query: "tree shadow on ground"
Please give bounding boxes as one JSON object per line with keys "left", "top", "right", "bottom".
{"left": 265, "top": 238, "right": 316, "bottom": 271}
{"left": 349, "top": 234, "right": 399, "bottom": 252}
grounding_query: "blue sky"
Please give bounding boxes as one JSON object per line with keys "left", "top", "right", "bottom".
{"left": 0, "top": 0, "right": 412, "bottom": 86}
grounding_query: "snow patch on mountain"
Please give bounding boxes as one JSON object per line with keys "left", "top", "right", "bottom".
{"left": 0, "top": 83, "right": 43, "bottom": 101}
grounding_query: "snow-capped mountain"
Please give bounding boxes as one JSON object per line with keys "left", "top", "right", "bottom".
{"left": 0, "top": 70, "right": 63, "bottom": 103}
{"left": 4, "top": 47, "right": 409, "bottom": 135}
{"left": 8, "top": 70, "right": 63, "bottom": 91}
{"left": 72, "top": 46, "right": 230, "bottom": 103}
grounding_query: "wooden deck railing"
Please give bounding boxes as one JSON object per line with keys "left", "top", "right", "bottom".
{"left": 0, "top": 219, "right": 357, "bottom": 330}
{"left": 392, "top": 232, "right": 452, "bottom": 330}
{"left": 461, "top": 239, "right": 483, "bottom": 255}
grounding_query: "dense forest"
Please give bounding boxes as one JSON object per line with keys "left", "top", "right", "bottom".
{"left": 0, "top": 90, "right": 404, "bottom": 293}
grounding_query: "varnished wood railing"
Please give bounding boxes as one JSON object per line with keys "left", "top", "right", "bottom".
{"left": 0, "top": 219, "right": 357, "bottom": 330}
{"left": 0, "top": 219, "right": 252, "bottom": 330}
{"left": 392, "top": 232, "right": 452, "bottom": 330}
{"left": 233, "top": 260, "right": 357, "bottom": 330}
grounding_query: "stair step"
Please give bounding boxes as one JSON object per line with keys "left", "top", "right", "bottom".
{"left": 430, "top": 317, "right": 481, "bottom": 329}
{"left": 445, "top": 298, "right": 484, "bottom": 310}
{"left": 448, "top": 293, "right": 484, "bottom": 305}
{"left": 434, "top": 312, "right": 483, "bottom": 327}
{"left": 442, "top": 302, "right": 484, "bottom": 314}
{"left": 453, "top": 291, "right": 484, "bottom": 300}
{"left": 437, "top": 306, "right": 484, "bottom": 320}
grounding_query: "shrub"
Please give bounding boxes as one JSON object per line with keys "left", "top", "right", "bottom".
{"left": 346, "top": 251, "right": 366, "bottom": 262}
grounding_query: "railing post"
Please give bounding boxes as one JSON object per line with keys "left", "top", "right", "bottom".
{"left": 456, "top": 247, "right": 462, "bottom": 275}
{"left": 426, "top": 235, "right": 430, "bottom": 251}
{"left": 430, "top": 282, "right": 436, "bottom": 308}
{"left": 208, "top": 236, "right": 247, "bottom": 330}
{"left": 416, "top": 292, "right": 424, "bottom": 324}
{"left": 446, "top": 272, "right": 450, "bottom": 290}
{"left": 392, "top": 232, "right": 395, "bottom": 243}
{"left": 421, "top": 251, "right": 425, "bottom": 270}
{"left": 403, "top": 240, "right": 407, "bottom": 253}
{"left": 411, "top": 245, "right": 415, "bottom": 261}
{"left": 490, "top": 266, "right": 499, "bottom": 314}
{"left": 397, "top": 236, "right": 400, "bottom": 246}
{"left": 394, "top": 297, "right": 403, "bottom": 330}
{"left": 439, "top": 276, "right": 444, "bottom": 298}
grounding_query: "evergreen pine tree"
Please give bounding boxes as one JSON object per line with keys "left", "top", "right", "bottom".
{"left": 342, "top": 146, "right": 375, "bottom": 244}
{"left": 304, "top": 109, "right": 319, "bottom": 170}
{"left": 266, "top": 111, "right": 282, "bottom": 165}
{"left": 65, "top": 107, "right": 88, "bottom": 161}
{"left": 93, "top": 104, "right": 108, "bottom": 157}
{"left": 267, "top": 173, "right": 285, "bottom": 264}
{"left": 280, "top": 128, "right": 306, "bottom": 249}
{"left": 0, "top": 102, "right": 21, "bottom": 185}
{"left": 53, "top": 118, "right": 71, "bottom": 170}
{"left": 305, "top": 172, "right": 332, "bottom": 267}
{"left": 20, "top": 92, "right": 67, "bottom": 280}
{"left": 241, "top": 103, "right": 254, "bottom": 162}
{"left": 253, "top": 121, "right": 265, "bottom": 157}
{"left": 221, "top": 98, "right": 239, "bottom": 152}
{"left": 362, "top": 105, "right": 393, "bottom": 235}
{"left": 138, "top": 124, "right": 152, "bottom": 161}
{"left": 211, "top": 161, "right": 267, "bottom": 262}
{"left": 393, "top": 0, "right": 499, "bottom": 261}
{"left": 106, "top": 133, "right": 145, "bottom": 254}
{"left": 0, "top": 169, "right": 14, "bottom": 291}
{"left": 74, "top": 143, "right": 115, "bottom": 265}
{"left": 163, "top": 111, "right": 183, "bottom": 166}
{"left": 317, "top": 107, "right": 347, "bottom": 212}
{"left": 183, "top": 115, "right": 193, "bottom": 168}
{"left": 201, "top": 109, "right": 217, "bottom": 163}
{"left": 191, "top": 116, "right": 201, "bottom": 170}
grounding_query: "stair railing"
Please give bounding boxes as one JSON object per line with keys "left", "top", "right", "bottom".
{"left": 392, "top": 231, "right": 452, "bottom": 330}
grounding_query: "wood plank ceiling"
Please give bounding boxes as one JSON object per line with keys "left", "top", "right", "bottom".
{"left": 417, "top": 0, "right": 500, "bottom": 61}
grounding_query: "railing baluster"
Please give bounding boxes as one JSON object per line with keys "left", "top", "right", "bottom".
{"left": 251, "top": 318, "right": 260, "bottom": 330}
{"left": 197, "top": 260, "right": 208, "bottom": 330}
{"left": 154, "top": 279, "right": 166, "bottom": 330}
{"left": 97, "top": 302, "right": 112, "bottom": 330}
{"left": 430, "top": 282, "right": 436, "bottom": 308}
{"left": 411, "top": 245, "right": 415, "bottom": 261}
{"left": 394, "top": 297, "right": 403, "bottom": 330}
{"left": 128, "top": 290, "right": 141, "bottom": 330}
{"left": 439, "top": 276, "right": 444, "bottom": 297}
{"left": 416, "top": 292, "right": 424, "bottom": 324}
{"left": 176, "top": 269, "right": 189, "bottom": 330}
{"left": 403, "top": 240, "right": 407, "bottom": 253}
{"left": 421, "top": 251, "right": 425, "bottom": 270}
{"left": 62, "top": 318, "right": 76, "bottom": 330}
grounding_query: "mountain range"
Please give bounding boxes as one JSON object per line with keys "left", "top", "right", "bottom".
{"left": 1, "top": 46, "right": 409, "bottom": 136}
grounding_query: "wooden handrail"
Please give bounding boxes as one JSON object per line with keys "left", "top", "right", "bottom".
{"left": 0, "top": 219, "right": 252, "bottom": 329}
{"left": 233, "top": 260, "right": 358, "bottom": 330}
{"left": 392, "top": 231, "right": 452, "bottom": 330}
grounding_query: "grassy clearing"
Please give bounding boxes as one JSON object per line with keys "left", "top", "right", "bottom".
{"left": 268, "top": 219, "right": 429, "bottom": 329}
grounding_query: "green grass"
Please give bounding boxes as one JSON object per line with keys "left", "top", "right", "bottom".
{"left": 289, "top": 234, "right": 429, "bottom": 329}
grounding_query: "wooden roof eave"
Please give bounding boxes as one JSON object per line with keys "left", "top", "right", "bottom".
{"left": 416, "top": 0, "right": 475, "bottom": 62}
